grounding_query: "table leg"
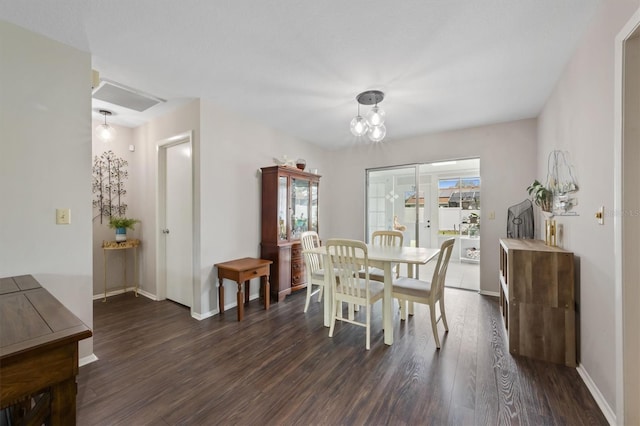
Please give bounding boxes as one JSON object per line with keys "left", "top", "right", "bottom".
{"left": 244, "top": 280, "right": 250, "bottom": 304}
{"left": 236, "top": 281, "right": 244, "bottom": 321}
{"left": 50, "top": 377, "right": 76, "bottom": 425}
{"left": 123, "top": 249, "right": 127, "bottom": 294}
{"left": 103, "top": 249, "right": 107, "bottom": 302}
{"left": 407, "top": 262, "right": 415, "bottom": 315}
{"left": 134, "top": 246, "right": 139, "bottom": 297}
{"left": 383, "top": 262, "right": 393, "bottom": 345}
{"left": 263, "top": 275, "right": 270, "bottom": 310}
{"left": 323, "top": 259, "right": 332, "bottom": 327}
{"left": 218, "top": 278, "right": 225, "bottom": 314}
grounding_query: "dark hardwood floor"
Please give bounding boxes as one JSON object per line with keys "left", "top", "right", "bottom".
{"left": 77, "top": 289, "right": 607, "bottom": 425}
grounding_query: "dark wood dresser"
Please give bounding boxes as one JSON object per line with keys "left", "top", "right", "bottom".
{"left": 0, "top": 274, "right": 92, "bottom": 425}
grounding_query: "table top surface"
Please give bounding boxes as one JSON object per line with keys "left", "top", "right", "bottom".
{"left": 0, "top": 275, "right": 92, "bottom": 359}
{"left": 214, "top": 257, "right": 273, "bottom": 272}
{"left": 305, "top": 244, "right": 440, "bottom": 265}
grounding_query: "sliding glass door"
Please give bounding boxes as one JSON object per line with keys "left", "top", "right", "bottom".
{"left": 366, "top": 159, "right": 481, "bottom": 290}
{"left": 366, "top": 166, "right": 418, "bottom": 247}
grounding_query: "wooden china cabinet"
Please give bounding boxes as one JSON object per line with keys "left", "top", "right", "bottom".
{"left": 260, "top": 165, "right": 320, "bottom": 302}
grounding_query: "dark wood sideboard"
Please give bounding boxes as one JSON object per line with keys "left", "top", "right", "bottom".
{"left": 0, "top": 274, "right": 92, "bottom": 425}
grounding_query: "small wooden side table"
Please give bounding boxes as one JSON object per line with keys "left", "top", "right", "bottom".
{"left": 102, "top": 239, "right": 140, "bottom": 302}
{"left": 215, "top": 257, "right": 272, "bottom": 321}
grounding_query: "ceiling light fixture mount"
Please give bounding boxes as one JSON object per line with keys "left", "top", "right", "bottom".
{"left": 96, "top": 109, "right": 116, "bottom": 143}
{"left": 350, "top": 90, "right": 386, "bottom": 142}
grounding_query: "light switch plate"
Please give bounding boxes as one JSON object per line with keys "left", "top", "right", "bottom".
{"left": 595, "top": 206, "right": 604, "bottom": 225}
{"left": 56, "top": 208, "right": 70, "bottom": 225}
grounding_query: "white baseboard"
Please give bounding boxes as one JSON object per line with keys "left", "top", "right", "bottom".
{"left": 192, "top": 309, "right": 216, "bottom": 320}
{"left": 93, "top": 287, "right": 157, "bottom": 301}
{"left": 79, "top": 353, "right": 99, "bottom": 367}
{"left": 137, "top": 288, "right": 158, "bottom": 300}
{"left": 479, "top": 290, "right": 499, "bottom": 297}
{"left": 576, "top": 363, "right": 616, "bottom": 425}
{"left": 194, "top": 293, "right": 263, "bottom": 321}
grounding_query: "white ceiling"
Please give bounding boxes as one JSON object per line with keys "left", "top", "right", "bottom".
{"left": 0, "top": 0, "right": 601, "bottom": 149}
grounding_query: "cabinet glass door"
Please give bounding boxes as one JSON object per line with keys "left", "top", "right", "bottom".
{"left": 311, "top": 182, "right": 319, "bottom": 233}
{"left": 290, "top": 178, "right": 309, "bottom": 240}
{"left": 278, "top": 176, "right": 288, "bottom": 241}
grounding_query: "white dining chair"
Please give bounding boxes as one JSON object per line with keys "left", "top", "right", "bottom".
{"left": 326, "top": 239, "right": 384, "bottom": 350}
{"left": 392, "top": 238, "right": 455, "bottom": 349}
{"left": 365, "top": 230, "right": 404, "bottom": 281}
{"left": 300, "top": 231, "right": 325, "bottom": 313}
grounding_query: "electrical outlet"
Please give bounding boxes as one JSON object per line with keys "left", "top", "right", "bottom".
{"left": 488, "top": 211, "right": 496, "bottom": 220}
{"left": 56, "top": 208, "right": 70, "bottom": 225}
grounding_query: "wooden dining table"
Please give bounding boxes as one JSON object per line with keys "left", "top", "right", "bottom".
{"left": 304, "top": 244, "right": 440, "bottom": 346}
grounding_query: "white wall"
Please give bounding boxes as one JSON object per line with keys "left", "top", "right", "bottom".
{"left": 131, "top": 98, "right": 329, "bottom": 317}
{"left": 325, "top": 119, "right": 538, "bottom": 294}
{"left": 0, "top": 21, "right": 93, "bottom": 359}
{"left": 91, "top": 122, "right": 142, "bottom": 297}
{"left": 199, "top": 100, "right": 330, "bottom": 315}
{"left": 537, "top": 0, "right": 640, "bottom": 419}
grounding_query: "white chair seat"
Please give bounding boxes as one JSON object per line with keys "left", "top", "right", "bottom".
{"left": 392, "top": 277, "right": 433, "bottom": 299}
{"left": 311, "top": 269, "right": 327, "bottom": 280}
{"left": 336, "top": 278, "right": 384, "bottom": 298}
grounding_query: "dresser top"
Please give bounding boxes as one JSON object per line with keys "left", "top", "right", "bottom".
{"left": 499, "top": 238, "right": 573, "bottom": 253}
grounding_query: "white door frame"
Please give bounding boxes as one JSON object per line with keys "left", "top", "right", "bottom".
{"left": 156, "top": 131, "right": 196, "bottom": 314}
{"left": 615, "top": 7, "right": 640, "bottom": 425}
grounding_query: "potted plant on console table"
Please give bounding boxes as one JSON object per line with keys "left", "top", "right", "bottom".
{"left": 108, "top": 217, "right": 140, "bottom": 242}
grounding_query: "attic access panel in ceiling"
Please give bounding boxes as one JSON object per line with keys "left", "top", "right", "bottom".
{"left": 92, "top": 79, "right": 166, "bottom": 112}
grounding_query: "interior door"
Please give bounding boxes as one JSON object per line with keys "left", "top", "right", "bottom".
{"left": 164, "top": 141, "right": 193, "bottom": 307}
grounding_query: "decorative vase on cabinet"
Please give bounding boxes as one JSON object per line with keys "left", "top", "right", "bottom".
{"left": 260, "top": 165, "right": 320, "bottom": 302}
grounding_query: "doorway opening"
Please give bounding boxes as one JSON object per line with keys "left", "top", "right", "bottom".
{"left": 365, "top": 158, "right": 480, "bottom": 291}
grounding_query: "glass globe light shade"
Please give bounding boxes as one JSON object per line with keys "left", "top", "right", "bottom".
{"left": 350, "top": 115, "right": 369, "bottom": 137}
{"left": 366, "top": 106, "right": 386, "bottom": 127}
{"left": 368, "top": 124, "right": 386, "bottom": 142}
{"left": 96, "top": 123, "right": 116, "bottom": 142}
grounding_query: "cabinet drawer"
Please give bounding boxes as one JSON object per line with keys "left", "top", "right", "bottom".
{"left": 291, "top": 259, "right": 304, "bottom": 272}
{"left": 292, "top": 271, "right": 305, "bottom": 285}
{"left": 291, "top": 244, "right": 303, "bottom": 258}
{"left": 237, "top": 265, "right": 270, "bottom": 283}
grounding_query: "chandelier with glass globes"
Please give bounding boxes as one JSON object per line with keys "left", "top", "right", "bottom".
{"left": 349, "top": 90, "right": 386, "bottom": 142}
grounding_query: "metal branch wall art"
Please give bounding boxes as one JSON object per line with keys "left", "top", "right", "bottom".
{"left": 92, "top": 151, "right": 129, "bottom": 223}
